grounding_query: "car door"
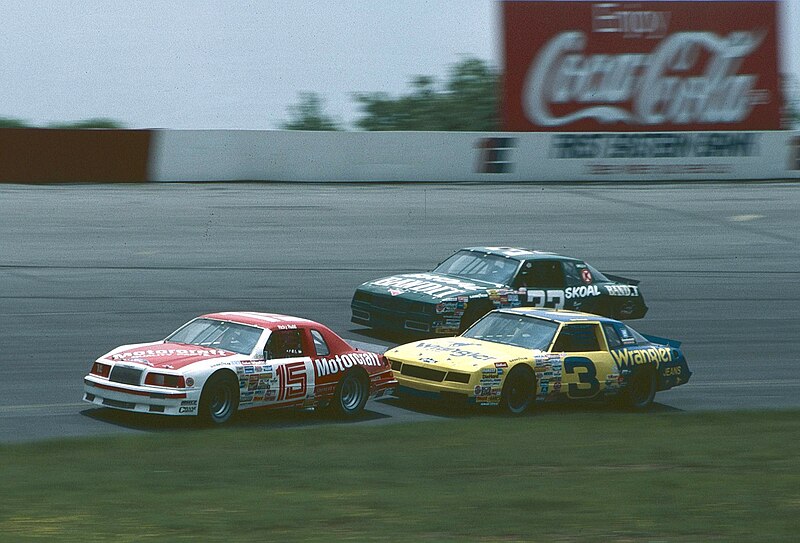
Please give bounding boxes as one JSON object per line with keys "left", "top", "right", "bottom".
{"left": 514, "top": 260, "right": 566, "bottom": 309}
{"left": 260, "top": 327, "right": 316, "bottom": 407}
{"left": 550, "top": 323, "right": 616, "bottom": 399}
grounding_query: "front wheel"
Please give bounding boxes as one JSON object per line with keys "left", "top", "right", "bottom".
{"left": 329, "top": 371, "right": 369, "bottom": 418}
{"left": 620, "top": 367, "right": 656, "bottom": 410}
{"left": 499, "top": 367, "right": 536, "bottom": 415}
{"left": 198, "top": 372, "right": 239, "bottom": 425}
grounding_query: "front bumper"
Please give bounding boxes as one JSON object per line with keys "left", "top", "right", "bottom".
{"left": 389, "top": 360, "right": 502, "bottom": 406}
{"left": 83, "top": 375, "right": 202, "bottom": 416}
{"left": 351, "top": 296, "right": 462, "bottom": 335}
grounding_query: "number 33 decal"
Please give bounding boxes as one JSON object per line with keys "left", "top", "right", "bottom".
{"left": 526, "top": 289, "right": 565, "bottom": 309}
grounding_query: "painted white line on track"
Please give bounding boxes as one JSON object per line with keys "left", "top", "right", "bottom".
{"left": 673, "top": 380, "right": 800, "bottom": 389}
{"left": 0, "top": 402, "right": 84, "bottom": 412}
{"left": 728, "top": 214, "right": 763, "bottom": 222}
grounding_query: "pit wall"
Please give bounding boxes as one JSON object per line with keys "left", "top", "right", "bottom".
{"left": 1, "top": 128, "right": 799, "bottom": 183}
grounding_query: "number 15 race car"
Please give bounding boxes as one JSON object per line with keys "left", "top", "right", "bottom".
{"left": 83, "top": 312, "right": 396, "bottom": 424}
{"left": 351, "top": 247, "right": 647, "bottom": 337}
{"left": 385, "top": 307, "right": 690, "bottom": 413}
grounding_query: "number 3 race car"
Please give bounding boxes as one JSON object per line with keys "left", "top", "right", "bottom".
{"left": 83, "top": 312, "right": 396, "bottom": 424}
{"left": 351, "top": 247, "right": 647, "bottom": 337}
{"left": 385, "top": 307, "right": 690, "bottom": 413}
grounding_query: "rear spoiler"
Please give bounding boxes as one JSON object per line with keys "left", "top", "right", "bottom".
{"left": 603, "top": 273, "right": 640, "bottom": 286}
{"left": 642, "top": 334, "right": 682, "bottom": 349}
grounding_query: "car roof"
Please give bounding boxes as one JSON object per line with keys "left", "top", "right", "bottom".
{"left": 497, "top": 307, "right": 619, "bottom": 325}
{"left": 460, "top": 246, "right": 578, "bottom": 262}
{"left": 201, "top": 311, "right": 319, "bottom": 330}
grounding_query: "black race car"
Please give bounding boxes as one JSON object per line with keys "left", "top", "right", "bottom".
{"left": 351, "top": 247, "right": 647, "bottom": 336}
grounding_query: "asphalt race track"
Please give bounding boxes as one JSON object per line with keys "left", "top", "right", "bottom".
{"left": 2, "top": 182, "right": 799, "bottom": 443}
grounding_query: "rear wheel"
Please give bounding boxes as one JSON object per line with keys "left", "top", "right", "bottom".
{"left": 198, "top": 372, "right": 239, "bottom": 425}
{"left": 329, "top": 371, "right": 369, "bottom": 418}
{"left": 620, "top": 367, "right": 656, "bottom": 410}
{"left": 499, "top": 367, "right": 536, "bottom": 415}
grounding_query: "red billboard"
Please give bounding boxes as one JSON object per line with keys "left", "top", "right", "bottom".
{"left": 502, "top": 1, "right": 781, "bottom": 131}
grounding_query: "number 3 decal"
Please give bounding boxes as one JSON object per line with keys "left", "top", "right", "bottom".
{"left": 564, "top": 356, "right": 600, "bottom": 398}
{"left": 526, "top": 289, "right": 565, "bottom": 309}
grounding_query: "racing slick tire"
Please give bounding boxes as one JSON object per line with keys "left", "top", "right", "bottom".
{"left": 329, "top": 370, "right": 369, "bottom": 418}
{"left": 620, "top": 367, "right": 657, "bottom": 410}
{"left": 198, "top": 371, "right": 240, "bottom": 425}
{"left": 499, "top": 366, "right": 536, "bottom": 415}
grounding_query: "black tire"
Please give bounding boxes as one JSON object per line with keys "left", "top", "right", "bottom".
{"left": 198, "top": 372, "right": 240, "bottom": 425}
{"left": 329, "top": 370, "right": 369, "bottom": 418}
{"left": 499, "top": 366, "right": 536, "bottom": 415}
{"left": 620, "top": 367, "right": 656, "bottom": 410}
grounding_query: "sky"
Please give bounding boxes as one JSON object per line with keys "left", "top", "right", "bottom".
{"left": 0, "top": 0, "right": 797, "bottom": 130}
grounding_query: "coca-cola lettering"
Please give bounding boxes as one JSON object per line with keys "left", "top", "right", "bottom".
{"left": 525, "top": 30, "right": 765, "bottom": 128}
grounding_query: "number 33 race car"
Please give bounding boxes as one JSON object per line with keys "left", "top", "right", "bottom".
{"left": 351, "top": 246, "right": 648, "bottom": 336}
{"left": 385, "top": 307, "right": 690, "bottom": 413}
{"left": 83, "top": 312, "right": 396, "bottom": 424}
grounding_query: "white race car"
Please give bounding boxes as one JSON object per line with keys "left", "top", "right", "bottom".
{"left": 83, "top": 312, "right": 396, "bottom": 424}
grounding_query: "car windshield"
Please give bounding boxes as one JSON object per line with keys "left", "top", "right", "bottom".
{"left": 166, "top": 318, "right": 262, "bottom": 355}
{"left": 462, "top": 312, "right": 559, "bottom": 351}
{"left": 433, "top": 251, "right": 519, "bottom": 285}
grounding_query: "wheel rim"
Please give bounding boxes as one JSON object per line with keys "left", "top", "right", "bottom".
{"left": 340, "top": 376, "right": 365, "bottom": 412}
{"left": 505, "top": 373, "right": 532, "bottom": 413}
{"left": 629, "top": 372, "right": 652, "bottom": 406}
{"left": 209, "top": 382, "right": 233, "bottom": 420}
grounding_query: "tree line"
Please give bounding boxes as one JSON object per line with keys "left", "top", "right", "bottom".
{"left": 3, "top": 58, "right": 797, "bottom": 130}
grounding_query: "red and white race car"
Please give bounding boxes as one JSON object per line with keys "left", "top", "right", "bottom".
{"left": 83, "top": 312, "right": 396, "bottom": 424}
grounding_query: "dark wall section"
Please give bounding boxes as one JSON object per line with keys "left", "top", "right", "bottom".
{"left": 0, "top": 129, "right": 152, "bottom": 183}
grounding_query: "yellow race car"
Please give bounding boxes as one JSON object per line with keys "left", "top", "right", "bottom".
{"left": 385, "top": 308, "right": 690, "bottom": 413}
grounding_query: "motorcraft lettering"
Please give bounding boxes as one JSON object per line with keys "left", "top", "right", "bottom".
{"left": 111, "top": 349, "right": 230, "bottom": 360}
{"left": 525, "top": 30, "right": 766, "bottom": 127}
{"left": 413, "top": 342, "right": 497, "bottom": 361}
{"left": 313, "top": 352, "right": 382, "bottom": 377}
{"left": 611, "top": 347, "right": 672, "bottom": 368}
{"left": 370, "top": 274, "right": 485, "bottom": 299}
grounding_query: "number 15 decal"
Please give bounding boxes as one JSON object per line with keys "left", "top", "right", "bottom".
{"left": 526, "top": 289, "right": 565, "bottom": 309}
{"left": 564, "top": 356, "right": 600, "bottom": 398}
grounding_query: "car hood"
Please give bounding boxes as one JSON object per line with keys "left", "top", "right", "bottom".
{"left": 386, "top": 337, "right": 536, "bottom": 372}
{"left": 101, "top": 341, "right": 241, "bottom": 370}
{"left": 359, "top": 272, "right": 503, "bottom": 302}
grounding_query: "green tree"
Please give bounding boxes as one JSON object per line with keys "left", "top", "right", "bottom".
{"left": 47, "top": 118, "right": 125, "bottom": 129}
{"left": 282, "top": 92, "right": 340, "bottom": 130}
{"left": 0, "top": 117, "right": 32, "bottom": 128}
{"left": 355, "top": 57, "right": 499, "bottom": 131}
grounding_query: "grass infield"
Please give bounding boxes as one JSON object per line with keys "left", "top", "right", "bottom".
{"left": 1, "top": 410, "right": 798, "bottom": 542}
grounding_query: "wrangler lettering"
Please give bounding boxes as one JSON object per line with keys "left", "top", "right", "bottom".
{"left": 611, "top": 347, "right": 672, "bottom": 368}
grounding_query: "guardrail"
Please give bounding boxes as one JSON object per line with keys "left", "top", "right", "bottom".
{"left": 2, "top": 128, "right": 799, "bottom": 183}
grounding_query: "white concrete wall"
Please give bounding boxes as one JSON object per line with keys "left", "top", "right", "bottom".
{"left": 149, "top": 129, "right": 800, "bottom": 182}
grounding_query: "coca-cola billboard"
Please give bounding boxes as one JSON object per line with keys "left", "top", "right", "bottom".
{"left": 502, "top": 1, "right": 781, "bottom": 131}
